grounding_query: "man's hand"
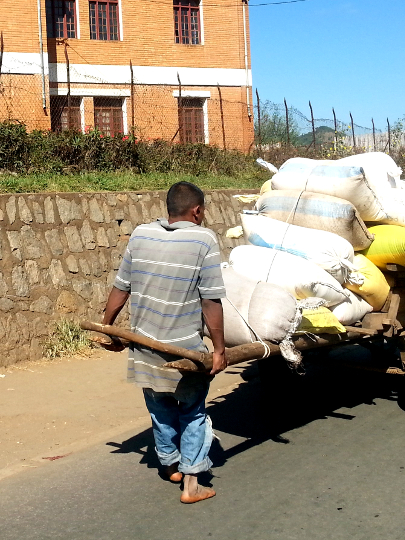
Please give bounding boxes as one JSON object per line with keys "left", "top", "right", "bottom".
{"left": 210, "top": 350, "right": 227, "bottom": 376}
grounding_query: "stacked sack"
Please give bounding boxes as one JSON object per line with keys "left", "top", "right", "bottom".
{"left": 229, "top": 152, "right": 402, "bottom": 333}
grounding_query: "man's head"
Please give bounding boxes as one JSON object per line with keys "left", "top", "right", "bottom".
{"left": 166, "top": 181, "right": 205, "bottom": 225}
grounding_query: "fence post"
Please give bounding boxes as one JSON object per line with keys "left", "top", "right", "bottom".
{"left": 332, "top": 107, "right": 338, "bottom": 151}
{"left": 256, "top": 88, "right": 262, "bottom": 156}
{"left": 387, "top": 118, "right": 391, "bottom": 154}
{"left": 177, "top": 72, "right": 183, "bottom": 143}
{"left": 0, "top": 32, "right": 3, "bottom": 80}
{"left": 309, "top": 101, "right": 316, "bottom": 149}
{"left": 217, "top": 83, "right": 226, "bottom": 150}
{"left": 64, "top": 41, "right": 71, "bottom": 130}
{"left": 129, "top": 60, "right": 135, "bottom": 135}
{"left": 284, "top": 97, "right": 290, "bottom": 146}
{"left": 372, "top": 118, "right": 376, "bottom": 151}
{"left": 349, "top": 112, "right": 355, "bottom": 149}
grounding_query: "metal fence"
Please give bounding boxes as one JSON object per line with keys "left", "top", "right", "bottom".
{"left": 254, "top": 92, "right": 404, "bottom": 154}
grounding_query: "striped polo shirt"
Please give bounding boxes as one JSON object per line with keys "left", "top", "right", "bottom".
{"left": 113, "top": 218, "right": 226, "bottom": 392}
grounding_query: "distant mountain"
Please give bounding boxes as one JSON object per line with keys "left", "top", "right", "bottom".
{"left": 297, "top": 125, "right": 335, "bottom": 146}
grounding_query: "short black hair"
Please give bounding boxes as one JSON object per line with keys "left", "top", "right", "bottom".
{"left": 166, "top": 181, "right": 205, "bottom": 217}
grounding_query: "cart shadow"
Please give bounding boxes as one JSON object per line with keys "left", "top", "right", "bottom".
{"left": 106, "top": 340, "right": 403, "bottom": 474}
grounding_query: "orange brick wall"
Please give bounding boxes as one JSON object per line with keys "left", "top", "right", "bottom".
{"left": 0, "top": 1, "right": 253, "bottom": 152}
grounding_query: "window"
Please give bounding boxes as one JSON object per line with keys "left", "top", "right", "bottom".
{"left": 50, "top": 96, "right": 82, "bottom": 132}
{"left": 46, "top": 0, "right": 76, "bottom": 39}
{"left": 94, "top": 98, "right": 123, "bottom": 136}
{"left": 89, "top": 1, "right": 120, "bottom": 40}
{"left": 174, "top": 1, "right": 200, "bottom": 45}
{"left": 178, "top": 98, "right": 205, "bottom": 143}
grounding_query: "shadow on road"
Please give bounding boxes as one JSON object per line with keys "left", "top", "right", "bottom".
{"left": 106, "top": 340, "right": 404, "bottom": 475}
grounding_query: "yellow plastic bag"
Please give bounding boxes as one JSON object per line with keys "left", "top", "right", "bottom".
{"left": 260, "top": 179, "right": 272, "bottom": 195}
{"left": 362, "top": 225, "right": 405, "bottom": 269}
{"left": 296, "top": 307, "right": 346, "bottom": 334}
{"left": 345, "top": 254, "right": 390, "bottom": 311}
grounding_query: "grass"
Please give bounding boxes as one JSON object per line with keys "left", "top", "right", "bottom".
{"left": 43, "top": 319, "right": 93, "bottom": 359}
{"left": 0, "top": 169, "right": 268, "bottom": 194}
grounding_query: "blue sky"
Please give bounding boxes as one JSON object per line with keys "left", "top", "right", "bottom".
{"left": 249, "top": 0, "right": 405, "bottom": 130}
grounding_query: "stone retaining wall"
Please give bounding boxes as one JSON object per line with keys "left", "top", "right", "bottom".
{"left": 0, "top": 189, "right": 257, "bottom": 366}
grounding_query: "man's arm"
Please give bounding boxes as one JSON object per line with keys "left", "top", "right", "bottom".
{"left": 201, "top": 298, "right": 226, "bottom": 376}
{"left": 102, "top": 286, "right": 130, "bottom": 325}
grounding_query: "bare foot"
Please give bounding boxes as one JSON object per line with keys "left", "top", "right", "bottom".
{"left": 165, "top": 463, "right": 183, "bottom": 483}
{"left": 180, "top": 474, "right": 216, "bottom": 504}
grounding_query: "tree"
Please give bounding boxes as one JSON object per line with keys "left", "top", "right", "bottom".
{"left": 255, "top": 100, "right": 301, "bottom": 146}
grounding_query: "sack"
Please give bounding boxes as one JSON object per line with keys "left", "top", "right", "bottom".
{"left": 260, "top": 179, "right": 272, "bottom": 195}
{"left": 256, "top": 190, "right": 373, "bottom": 250}
{"left": 331, "top": 290, "right": 373, "bottom": 325}
{"left": 218, "top": 266, "right": 301, "bottom": 347}
{"left": 271, "top": 157, "right": 388, "bottom": 222}
{"left": 241, "top": 213, "right": 360, "bottom": 284}
{"left": 339, "top": 152, "right": 402, "bottom": 190}
{"left": 229, "top": 245, "right": 349, "bottom": 306}
{"left": 296, "top": 306, "right": 346, "bottom": 334}
{"left": 361, "top": 224, "right": 405, "bottom": 269}
{"left": 345, "top": 254, "right": 390, "bottom": 311}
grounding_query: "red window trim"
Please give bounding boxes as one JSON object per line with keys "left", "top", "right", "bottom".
{"left": 173, "top": 1, "right": 201, "bottom": 45}
{"left": 178, "top": 98, "right": 205, "bottom": 143}
{"left": 89, "top": 0, "right": 120, "bottom": 41}
{"left": 46, "top": 0, "right": 77, "bottom": 39}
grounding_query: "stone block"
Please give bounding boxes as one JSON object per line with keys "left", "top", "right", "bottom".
{"left": 11, "top": 266, "right": 30, "bottom": 296}
{"left": 99, "top": 251, "right": 109, "bottom": 272}
{"left": 30, "top": 296, "right": 53, "bottom": 315}
{"left": 114, "top": 208, "right": 125, "bottom": 222}
{"left": 56, "top": 290, "right": 78, "bottom": 313}
{"left": 0, "top": 272, "right": 8, "bottom": 296}
{"left": 66, "top": 255, "right": 79, "bottom": 273}
{"left": 107, "top": 269, "right": 117, "bottom": 287}
{"left": 97, "top": 227, "right": 110, "bottom": 247}
{"left": 16, "top": 312, "right": 31, "bottom": 340}
{"left": 81, "top": 220, "right": 96, "bottom": 250}
{"left": 88, "top": 252, "right": 103, "bottom": 277}
{"left": 6, "top": 196, "right": 16, "bottom": 224}
{"left": 18, "top": 197, "right": 33, "bottom": 223}
{"left": 25, "top": 260, "right": 40, "bottom": 285}
{"left": 20, "top": 226, "right": 43, "bottom": 259}
{"left": 116, "top": 194, "right": 128, "bottom": 203}
{"left": 49, "top": 259, "right": 68, "bottom": 287}
{"left": 6, "top": 230, "right": 21, "bottom": 257}
{"left": 89, "top": 199, "right": 104, "bottom": 222}
{"left": 103, "top": 203, "right": 111, "bottom": 223}
{"left": 129, "top": 193, "right": 139, "bottom": 202}
{"left": 71, "top": 200, "right": 83, "bottom": 220}
{"left": 56, "top": 196, "right": 74, "bottom": 224}
{"left": 81, "top": 198, "right": 89, "bottom": 215}
{"left": 92, "top": 282, "right": 107, "bottom": 305}
{"left": 150, "top": 204, "right": 161, "bottom": 221}
{"left": 111, "top": 248, "right": 123, "bottom": 271}
{"left": 44, "top": 196, "right": 55, "bottom": 223}
{"left": 64, "top": 226, "right": 84, "bottom": 253}
{"left": 120, "top": 220, "right": 133, "bottom": 236}
{"left": 45, "top": 229, "right": 64, "bottom": 256}
{"left": 107, "top": 193, "right": 117, "bottom": 206}
{"left": 0, "top": 298, "right": 14, "bottom": 312}
{"left": 128, "top": 204, "right": 141, "bottom": 224}
{"left": 106, "top": 227, "right": 118, "bottom": 247}
{"left": 0, "top": 208, "right": 3, "bottom": 220}
{"left": 73, "top": 279, "right": 93, "bottom": 300}
{"left": 79, "top": 258, "right": 91, "bottom": 276}
{"left": 32, "top": 201, "right": 44, "bottom": 223}
{"left": 0, "top": 237, "right": 2, "bottom": 260}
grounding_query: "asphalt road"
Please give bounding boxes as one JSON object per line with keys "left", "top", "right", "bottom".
{"left": 1, "top": 343, "right": 405, "bottom": 540}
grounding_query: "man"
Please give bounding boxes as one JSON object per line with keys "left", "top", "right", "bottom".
{"left": 102, "top": 181, "right": 226, "bottom": 504}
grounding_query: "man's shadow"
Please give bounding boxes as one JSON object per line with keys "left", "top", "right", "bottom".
{"left": 107, "top": 339, "right": 404, "bottom": 476}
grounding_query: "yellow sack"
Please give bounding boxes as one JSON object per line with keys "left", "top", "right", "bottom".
{"left": 362, "top": 225, "right": 405, "bottom": 269}
{"left": 260, "top": 179, "right": 272, "bottom": 195}
{"left": 296, "top": 307, "right": 346, "bottom": 334}
{"left": 345, "top": 254, "right": 390, "bottom": 311}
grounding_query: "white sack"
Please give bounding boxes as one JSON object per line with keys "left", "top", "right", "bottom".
{"left": 240, "top": 213, "right": 360, "bottom": 285}
{"left": 218, "top": 266, "right": 300, "bottom": 347}
{"left": 229, "top": 245, "right": 349, "bottom": 307}
{"left": 339, "top": 152, "right": 402, "bottom": 190}
{"left": 331, "top": 290, "right": 373, "bottom": 325}
{"left": 256, "top": 190, "right": 373, "bottom": 250}
{"left": 270, "top": 157, "right": 388, "bottom": 222}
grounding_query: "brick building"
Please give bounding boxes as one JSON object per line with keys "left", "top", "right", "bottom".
{"left": 0, "top": 0, "right": 253, "bottom": 152}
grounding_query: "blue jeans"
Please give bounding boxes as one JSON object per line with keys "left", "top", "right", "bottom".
{"left": 143, "top": 380, "right": 213, "bottom": 474}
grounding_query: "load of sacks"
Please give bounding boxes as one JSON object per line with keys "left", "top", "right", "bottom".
{"left": 226, "top": 152, "right": 404, "bottom": 339}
